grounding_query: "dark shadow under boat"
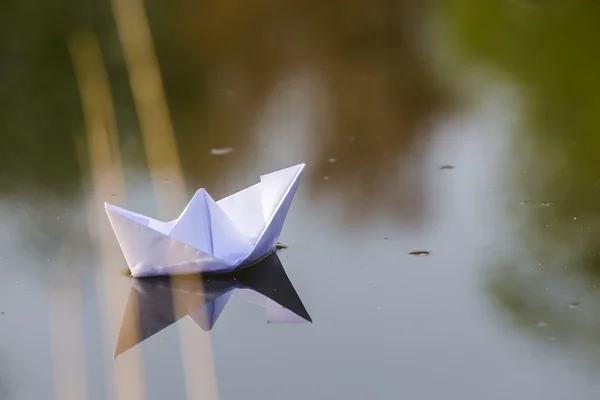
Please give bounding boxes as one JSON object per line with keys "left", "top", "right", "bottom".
{"left": 115, "top": 252, "right": 311, "bottom": 357}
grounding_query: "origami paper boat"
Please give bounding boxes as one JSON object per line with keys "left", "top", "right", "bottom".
{"left": 115, "top": 252, "right": 311, "bottom": 357}
{"left": 105, "top": 163, "right": 305, "bottom": 277}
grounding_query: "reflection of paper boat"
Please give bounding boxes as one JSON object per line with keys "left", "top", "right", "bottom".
{"left": 105, "top": 164, "right": 305, "bottom": 277}
{"left": 115, "top": 252, "right": 311, "bottom": 357}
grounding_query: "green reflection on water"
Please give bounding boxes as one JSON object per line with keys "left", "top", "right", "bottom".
{"left": 442, "top": 0, "right": 600, "bottom": 344}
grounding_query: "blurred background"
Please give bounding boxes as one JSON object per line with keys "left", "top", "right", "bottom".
{"left": 3, "top": 0, "right": 600, "bottom": 399}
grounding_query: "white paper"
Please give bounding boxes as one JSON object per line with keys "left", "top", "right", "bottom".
{"left": 105, "top": 163, "right": 305, "bottom": 277}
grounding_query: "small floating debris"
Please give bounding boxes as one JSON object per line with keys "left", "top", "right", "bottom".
{"left": 536, "top": 321, "right": 548, "bottom": 328}
{"left": 409, "top": 251, "right": 431, "bottom": 256}
{"left": 439, "top": 165, "right": 454, "bottom": 170}
{"left": 540, "top": 202, "right": 555, "bottom": 207}
{"left": 328, "top": 158, "right": 338, "bottom": 164}
{"left": 276, "top": 242, "right": 288, "bottom": 250}
{"left": 323, "top": 176, "right": 330, "bottom": 180}
{"left": 568, "top": 302, "right": 581, "bottom": 309}
{"left": 520, "top": 201, "right": 536, "bottom": 205}
{"left": 210, "top": 147, "right": 234, "bottom": 156}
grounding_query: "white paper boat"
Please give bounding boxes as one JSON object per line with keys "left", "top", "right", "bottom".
{"left": 105, "top": 163, "right": 305, "bottom": 277}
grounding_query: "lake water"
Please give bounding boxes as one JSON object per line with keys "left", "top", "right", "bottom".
{"left": 2, "top": 1, "right": 600, "bottom": 399}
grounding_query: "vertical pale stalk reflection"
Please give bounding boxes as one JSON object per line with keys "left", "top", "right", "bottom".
{"left": 69, "top": 31, "right": 146, "bottom": 400}
{"left": 49, "top": 226, "right": 89, "bottom": 400}
{"left": 111, "top": 0, "right": 219, "bottom": 398}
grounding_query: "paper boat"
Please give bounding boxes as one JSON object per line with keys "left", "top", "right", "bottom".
{"left": 105, "top": 164, "right": 305, "bottom": 277}
{"left": 114, "top": 252, "right": 312, "bottom": 357}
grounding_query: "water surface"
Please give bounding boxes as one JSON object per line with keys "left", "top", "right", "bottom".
{"left": 2, "top": 1, "right": 600, "bottom": 399}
